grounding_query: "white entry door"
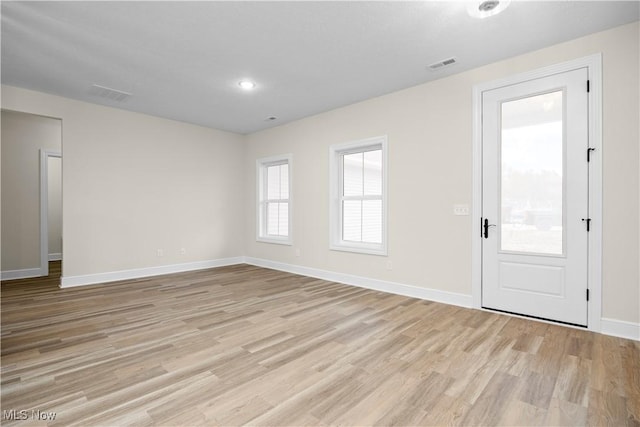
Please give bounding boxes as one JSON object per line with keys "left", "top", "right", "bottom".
{"left": 482, "top": 68, "right": 589, "bottom": 326}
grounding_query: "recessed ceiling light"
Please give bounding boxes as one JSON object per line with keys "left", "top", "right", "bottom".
{"left": 479, "top": 1, "right": 499, "bottom": 12}
{"left": 468, "top": 0, "right": 510, "bottom": 18}
{"left": 238, "top": 80, "right": 256, "bottom": 90}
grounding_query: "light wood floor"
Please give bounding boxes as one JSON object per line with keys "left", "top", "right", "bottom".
{"left": 1, "top": 262, "right": 638, "bottom": 426}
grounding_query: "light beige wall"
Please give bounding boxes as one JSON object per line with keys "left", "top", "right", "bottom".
{"left": 1, "top": 110, "right": 62, "bottom": 271}
{"left": 245, "top": 22, "right": 640, "bottom": 324}
{"left": 2, "top": 23, "right": 636, "bottom": 324}
{"left": 1, "top": 86, "right": 245, "bottom": 277}
{"left": 48, "top": 156, "right": 62, "bottom": 257}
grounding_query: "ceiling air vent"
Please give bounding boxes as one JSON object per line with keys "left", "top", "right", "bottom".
{"left": 428, "top": 57, "right": 457, "bottom": 71}
{"left": 89, "top": 84, "right": 132, "bottom": 102}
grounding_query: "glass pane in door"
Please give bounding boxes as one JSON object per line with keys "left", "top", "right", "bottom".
{"left": 500, "top": 91, "right": 564, "bottom": 255}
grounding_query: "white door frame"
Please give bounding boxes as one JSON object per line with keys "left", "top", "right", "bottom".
{"left": 40, "top": 149, "right": 62, "bottom": 277}
{"left": 471, "top": 54, "right": 602, "bottom": 332}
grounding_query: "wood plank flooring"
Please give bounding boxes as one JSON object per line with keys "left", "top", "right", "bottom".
{"left": 1, "top": 262, "right": 638, "bottom": 426}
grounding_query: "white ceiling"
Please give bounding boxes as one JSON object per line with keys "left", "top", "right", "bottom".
{"left": 2, "top": 1, "right": 638, "bottom": 134}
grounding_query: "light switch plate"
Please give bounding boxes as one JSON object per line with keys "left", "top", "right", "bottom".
{"left": 453, "top": 204, "right": 470, "bottom": 215}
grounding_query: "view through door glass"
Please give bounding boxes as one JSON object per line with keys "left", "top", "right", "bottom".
{"left": 501, "top": 91, "right": 564, "bottom": 255}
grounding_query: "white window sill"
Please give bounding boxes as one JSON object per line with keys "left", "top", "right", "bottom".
{"left": 257, "top": 236, "right": 293, "bottom": 246}
{"left": 330, "top": 243, "right": 387, "bottom": 256}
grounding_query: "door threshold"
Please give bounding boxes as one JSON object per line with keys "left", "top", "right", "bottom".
{"left": 482, "top": 306, "right": 587, "bottom": 329}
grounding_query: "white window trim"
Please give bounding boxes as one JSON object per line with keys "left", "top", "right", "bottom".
{"left": 256, "top": 154, "right": 293, "bottom": 245}
{"left": 329, "top": 136, "right": 388, "bottom": 256}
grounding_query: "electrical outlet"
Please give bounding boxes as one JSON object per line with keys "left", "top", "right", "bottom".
{"left": 453, "top": 204, "right": 470, "bottom": 216}
{"left": 295, "top": 248, "right": 301, "bottom": 257}
{"left": 386, "top": 260, "right": 393, "bottom": 270}
{"left": 156, "top": 249, "right": 164, "bottom": 257}
{"left": 180, "top": 248, "right": 186, "bottom": 255}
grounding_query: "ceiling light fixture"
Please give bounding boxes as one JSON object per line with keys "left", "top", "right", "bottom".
{"left": 238, "top": 80, "right": 256, "bottom": 90}
{"left": 467, "top": 0, "right": 510, "bottom": 19}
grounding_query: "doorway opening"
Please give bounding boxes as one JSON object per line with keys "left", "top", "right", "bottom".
{"left": 0, "top": 110, "right": 62, "bottom": 282}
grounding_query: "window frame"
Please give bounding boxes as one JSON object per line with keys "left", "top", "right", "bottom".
{"left": 256, "top": 154, "right": 293, "bottom": 245}
{"left": 329, "top": 136, "right": 388, "bottom": 256}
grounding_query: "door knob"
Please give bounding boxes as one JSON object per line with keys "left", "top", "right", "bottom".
{"left": 483, "top": 218, "right": 496, "bottom": 239}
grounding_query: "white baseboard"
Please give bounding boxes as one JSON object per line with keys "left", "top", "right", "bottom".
{"left": 601, "top": 318, "right": 640, "bottom": 341}
{"left": 52, "top": 254, "right": 638, "bottom": 342}
{"left": 1, "top": 267, "right": 44, "bottom": 281}
{"left": 60, "top": 257, "right": 245, "bottom": 288}
{"left": 244, "top": 257, "right": 473, "bottom": 308}
{"left": 244, "top": 258, "right": 638, "bottom": 341}
{"left": 48, "top": 253, "right": 62, "bottom": 261}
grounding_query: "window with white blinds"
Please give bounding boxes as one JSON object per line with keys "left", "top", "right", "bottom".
{"left": 257, "top": 155, "right": 292, "bottom": 245}
{"left": 330, "top": 137, "right": 387, "bottom": 255}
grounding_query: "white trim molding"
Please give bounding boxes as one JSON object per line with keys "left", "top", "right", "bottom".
{"left": 1, "top": 268, "right": 43, "bottom": 281}
{"left": 40, "top": 149, "right": 62, "bottom": 278}
{"left": 256, "top": 153, "right": 293, "bottom": 246}
{"left": 600, "top": 318, "right": 640, "bottom": 341}
{"left": 48, "top": 253, "right": 62, "bottom": 261}
{"left": 472, "top": 54, "right": 603, "bottom": 333}
{"left": 54, "top": 254, "right": 636, "bottom": 341}
{"left": 329, "top": 136, "right": 388, "bottom": 256}
{"left": 60, "top": 257, "right": 244, "bottom": 288}
{"left": 244, "top": 257, "right": 472, "bottom": 308}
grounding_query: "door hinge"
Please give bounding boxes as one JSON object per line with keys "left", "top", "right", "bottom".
{"left": 586, "top": 289, "right": 590, "bottom": 301}
{"left": 587, "top": 80, "right": 590, "bottom": 92}
{"left": 587, "top": 147, "right": 596, "bottom": 162}
{"left": 581, "top": 218, "right": 591, "bottom": 232}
